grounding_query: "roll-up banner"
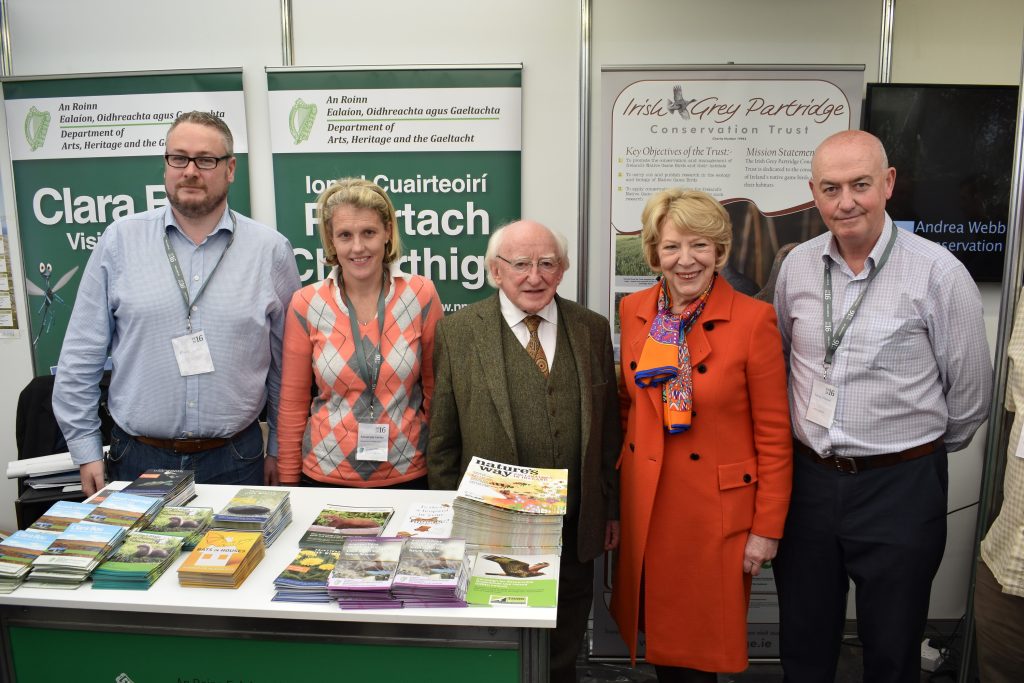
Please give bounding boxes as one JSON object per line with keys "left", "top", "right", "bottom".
{"left": 602, "top": 65, "right": 864, "bottom": 349}
{"left": 2, "top": 70, "right": 250, "bottom": 375}
{"left": 266, "top": 66, "right": 522, "bottom": 311}
{"left": 594, "top": 65, "right": 864, "bottom": 660}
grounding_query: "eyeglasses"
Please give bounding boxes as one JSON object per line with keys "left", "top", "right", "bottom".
{"left": 496, "top": 255, "right": 561, "bottom": 275}
{"left": 164, "top": 154, "right": 232, "bottom": 170}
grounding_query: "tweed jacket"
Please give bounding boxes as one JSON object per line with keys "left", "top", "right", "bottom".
{"left": 426, "top": 293, "right": 621, "bottom": 562}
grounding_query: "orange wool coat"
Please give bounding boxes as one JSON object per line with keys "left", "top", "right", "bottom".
{"left": 611, "top": 278, "right": 792, "bottom": 672}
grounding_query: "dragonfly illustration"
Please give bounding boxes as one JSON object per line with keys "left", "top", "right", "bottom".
{"left": 25, "top": 263, "right": 78, "bottom": 346}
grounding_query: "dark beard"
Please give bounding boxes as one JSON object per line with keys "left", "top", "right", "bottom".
{"left": 168, "top": 185, "right": 229, "bottom": 220}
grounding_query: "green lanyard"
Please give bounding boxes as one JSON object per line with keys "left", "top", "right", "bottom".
{"left": 340, "top": 273, "right": 388, "bottom": 421}
{"left": 822, "top": 223, "right": 898, "bottom": 376}
{"left": 163, "top": 211, "right": 236, "bottom": 334}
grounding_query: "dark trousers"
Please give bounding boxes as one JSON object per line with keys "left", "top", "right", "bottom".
{"left": 550, "top": 516, "right": 595, "bottom": 683}
{"left": 774, "top": 446, "right": 948, "bottom": 683}
{"left": 973, "top": 558, "right": 1024, "bottom": 683}
{"left": 107, "top": 422, "right": 264, "bottom": 486}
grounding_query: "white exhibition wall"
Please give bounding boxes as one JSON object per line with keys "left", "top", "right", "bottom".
{"left": 0, "top": 0, "right": 1022, "bottom": 623}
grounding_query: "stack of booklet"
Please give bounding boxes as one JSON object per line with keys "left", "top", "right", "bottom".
{"left": 0, "top": 529, "right": 60, "bottom": 592}
{"left": 91, "top": 531, "right": 184, "bottom": 590}
{"left": 213, "top": 489, "right": 292, "bottom": 547}
{"left": 452, "top": 456, "right": 567, "bottom": 555}
{"left": 272, "top": 548, "right": 341, "bottom": 603}
{"left": 144, "top": 506, "right": 213, "bottom": 550}
{"left": 177, "top": 529, "right": 265, "bottom": 588}
{"left": 25, "top": 521, "right": 128, "bottom": 588}
{"left": 391, "top": 538, "right": 470, "bottom": 607}
{"left": 327, "top": 536, "right": 406, "bottom": 609}
{"left": 84, "top": 491, "right": 163, "bottom": 531}
{"left": 298, "top": 504, "right": 394, "bottom": 549}
{"left": 121, "top": 469, "right": 196, "bottom": 507}
{"left": 29, "top": 500, "right": 96, "bottom": 532}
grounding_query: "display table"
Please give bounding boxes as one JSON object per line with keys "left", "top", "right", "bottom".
{"left": 0, "top": 484, "right": 554, "bottom": 683}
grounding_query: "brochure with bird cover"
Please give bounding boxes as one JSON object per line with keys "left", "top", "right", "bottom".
{"left": 29, "top": 500, "right": 97, "bottom": 533}
{"left": 214, "top": 488, "right": 290, "bottom": 525}
{"left": 465, "top": 551, "right": 560, "bottom": 607}
{"left": 92, "top": 531, "right": 184, "bottom": 589}
{"left": 393, "top": 502, "right": 454, "bottom": 539}
{"left": 456, "top": 457, "right": 568, "bottom": 516}
{"left": 298, "top": 504, "right": 394, "bottom": 548}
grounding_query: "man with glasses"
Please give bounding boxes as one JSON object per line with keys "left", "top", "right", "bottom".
{"left": 54, "top": 111, "right": 300, "bottom": 495}
{"left": 428, "top": 220, "right": 622, "bottom": 683}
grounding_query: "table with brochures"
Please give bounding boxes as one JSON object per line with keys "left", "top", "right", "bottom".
{"left": 0, "top": 483, "right": 556, "bottom": 683}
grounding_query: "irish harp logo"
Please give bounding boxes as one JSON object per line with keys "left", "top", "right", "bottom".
{"left": 24, "top": 106, "right": 51, "bottom": 151}
{"left": 289, "top": 98, "right": 316, "bottom": 145}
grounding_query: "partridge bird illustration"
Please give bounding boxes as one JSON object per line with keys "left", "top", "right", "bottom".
{"left": 667, "top": 85, "right": 695, "bottom": 120}
{"left": 483, "top": 555, "right": 551, "bottom": 578}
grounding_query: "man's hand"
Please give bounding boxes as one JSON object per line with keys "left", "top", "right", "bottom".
{"left": 604, "top": 520, "right": 620, "bottom": 551}
{"left": 79, "top": 461, "right": 105, "bottom": 497}
{"left": 743, "top": 532, "right": 779, "bottom": 576}
{"left": 264, "top": 456, "right": 280, "bottom": 486}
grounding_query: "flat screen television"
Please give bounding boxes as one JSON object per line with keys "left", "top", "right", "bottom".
{"left": 863, "top": 83, "right": 1019, "bottom": 282}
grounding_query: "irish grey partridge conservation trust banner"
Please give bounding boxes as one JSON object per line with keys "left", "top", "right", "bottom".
{"left": 267, "top": 66, "right": 522, "bottom": 312}
{"left": 602, "top": 66, "right": 865, "bottom": 340}
{"left": 2, "top": 70, "right": 250, "bottom": 375}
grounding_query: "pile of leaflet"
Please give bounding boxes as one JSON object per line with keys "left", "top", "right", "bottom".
{"left": 91, "top": 531, "right": 184, "bottom": 590}
{"left": 121, "top": 469, "right": 196, "bottom": 507}
{"left": 177, "top": 529, "right": 265, "bottom": 588}
{"left": 327, "top": 536, "right": 405, "bottom": 609}
{"left": 272, "top": 548, "right": 340, "bottom": 603}
{"left": 213, "top": 488, "right": 291, "bottom": 547}
{"left": 391, "top": 538, "right": 470, "bottom": 607}
{"left": 25, "top": 521, "right": 127, "bottom": 588}
{"left": 0, "top": 529, "right": 60, "bottom": 592}
{"left": 143, "top": 506, "right": 213, "bottom": 550}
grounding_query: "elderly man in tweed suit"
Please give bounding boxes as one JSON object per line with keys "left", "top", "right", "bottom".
{"left": 428, "top": 220, "right": 621, "bottom": 683}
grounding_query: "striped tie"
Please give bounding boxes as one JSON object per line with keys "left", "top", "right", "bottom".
{"left": 524, "top": 315, "right": 549, "bottom": 377}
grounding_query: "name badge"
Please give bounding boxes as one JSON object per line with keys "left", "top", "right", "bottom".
{"left": 806, "top": 378, "right": 838, "bottom": 428}
{"left": 171, "top": 330, "right": 215, "bottom": 377}
{"left": 1014, "top": 425, "right": 1024, "bottom": 460}
{"left": 357, "top": 423, "right": 390, "bottom": 462}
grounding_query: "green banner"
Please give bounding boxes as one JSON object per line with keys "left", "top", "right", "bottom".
{"left": 266, "top": 67, "right": 522, "bottom": 312}
{"left": 2, "top": 70, "right": 250, "bottom": 374}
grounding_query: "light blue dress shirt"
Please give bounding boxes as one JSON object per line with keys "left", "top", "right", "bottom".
{"left": 53, "top": 205, "right": 301, "bottom": 465}
{"left": 774, "top": 214, "right": 992, "bottom": 457}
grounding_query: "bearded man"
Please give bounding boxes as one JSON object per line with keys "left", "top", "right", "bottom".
{"left": 54, "top": 112, "right": 300, "bottom": 494}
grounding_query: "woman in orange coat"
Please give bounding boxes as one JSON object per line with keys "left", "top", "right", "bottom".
{"left": 611, "top": 189, "right": 792, "bottom": 681}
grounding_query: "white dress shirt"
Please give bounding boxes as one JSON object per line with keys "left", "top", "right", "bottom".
{"left": 498, "top": 291, "right": 558, "bottom": 370}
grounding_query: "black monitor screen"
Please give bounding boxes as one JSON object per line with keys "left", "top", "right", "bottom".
{"left": 864, "top": 83, "right": 1019, "bottom": 282}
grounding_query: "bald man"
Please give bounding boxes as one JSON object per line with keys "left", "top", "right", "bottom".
{"left": 428, "top": 220, "right": 621, "bottom": 683}
{"left": 772, "top": 130, "right": 992, "bottom": 682}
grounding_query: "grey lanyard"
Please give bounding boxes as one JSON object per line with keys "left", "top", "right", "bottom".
{"left": 822, "top": 223, "right": 898, "bottom": 375}
{"left": 340, "top": 273, "right": 387, "bottom": 421}
{"left": 163, "top": 211, "right": 236, "bottom": 334}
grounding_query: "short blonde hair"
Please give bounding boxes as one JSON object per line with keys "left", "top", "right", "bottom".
{"left": 316, "top": 178, "right": 401, "bottom": 267}
{"left": 640, "top": 188, "right": 732, "bottom": 271}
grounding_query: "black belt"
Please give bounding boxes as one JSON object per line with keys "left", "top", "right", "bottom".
{"left": 795, "top": 438, "right": 942, "bottom": 474}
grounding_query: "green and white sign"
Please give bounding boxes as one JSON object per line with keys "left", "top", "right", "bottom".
{"left": 267, "top": 67, "right": 521, "bottom": 312}
{"left": 2, "top": 70, "right": 250, "bottom": 374}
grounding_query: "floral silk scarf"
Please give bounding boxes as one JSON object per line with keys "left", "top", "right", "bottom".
{"left": 633, "top": 274, "right": 716, "bottom": 433}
